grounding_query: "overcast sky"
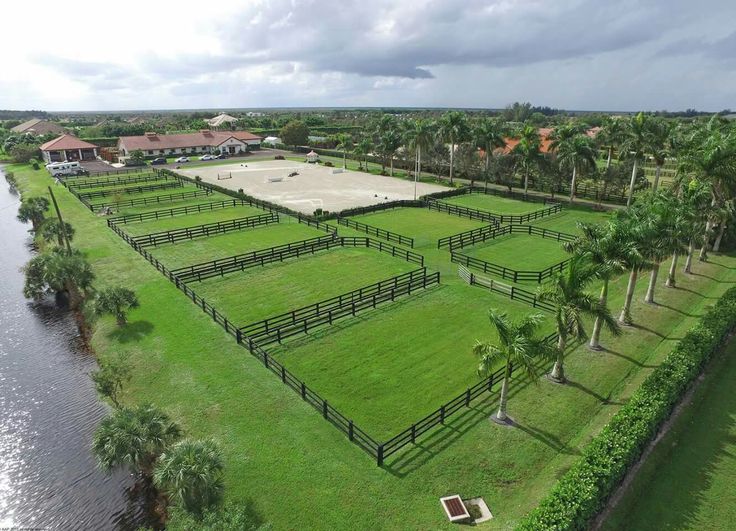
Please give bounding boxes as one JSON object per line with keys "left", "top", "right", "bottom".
{"left": 3, "top": 0, "right": 735, "bottom": 112}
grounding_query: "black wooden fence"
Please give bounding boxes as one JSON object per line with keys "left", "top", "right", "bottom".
{"left": 75, "top": 180, "right": 184, "bottom": 200}
{"left": 447, "top": 223, "right": 576, "bottom": 251}
{"left": 425, "top": 199, "right": 500, "bottom": 224}
{"left": 129, "top": 212, "right": 280, "bottom": 249}
{"left": 438, "top": 224, "right": 500, "bottom": 250}
{"left": 238, "top": 268, "right": 438, "bottom": 345}
{"left": 64, "top": 172, "right": 162, "bottom": 190}
{"left": 336, "top": 217, "right": 414, "bottom": 247}
{"left": 107, "top": 199, "right": 259, "bottom": 226}
{"left": 86, "top": 189, "right": 212, "bottom": 211}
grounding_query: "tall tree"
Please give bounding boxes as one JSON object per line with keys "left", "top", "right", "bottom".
{"left": 645, "top": 118, "right": 673, "bottom": 192}
{"left": 403, "top": 119, "right": 434, "bottom": 196}
{"left": 538, "top": 255, "right": 621, "bottom": 382}
{"left": 642, "top": 193, "right": 686, "bottom": 304}
{"left": 154, "top": 439, "right": 225, "bottom": 515}
{"left": 437, "top": 111, "right": 470, "bottom": 185}
{"left": 512, "top": 125, "right": 543, "bottom": 195}
{"left": 377, "top": 130, "right": 402, "bottom": 176}
{"left": 472, "top": 118, "right": 507, "bottom": 189}
{"left": 94, "top": 286, "right": 140, "bottom": 326}
{"left": 23, "top": 247, "right": 94, "bottom": 309}
{"left": 353, "top": 137, "right": 373, "bottom": 171}
{"left": 597, "top": 116, "right": 627, "bottom": 170}
{"left": 93, "top": 404, "right": 182, "bottom": 478}
{"left": 40, "top": 218, "right": 75, "bottom": 248}
{"left": 619, "top": 113, "right": 650, "bottom": 207}
{"left": 17, "top": 196, "right": 50, "bottom": 231}
{"left": 614, "top": 207, "right": 650, "bottom": 324}
{"left": 553, "top": 130, "right": 597, "bottom": 203}
{"left": 473, "top": 311, "right": 553, "bottom": 423}
{"left": 334, "top": 133, "right": 353, "bottom": 169}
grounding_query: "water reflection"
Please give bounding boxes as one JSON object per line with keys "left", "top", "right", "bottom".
{"left": 0, "top": 167, "right": 151, "bottom": 529}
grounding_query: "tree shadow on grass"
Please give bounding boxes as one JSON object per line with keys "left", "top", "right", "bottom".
{"left": 512, "top": 420, "right": 581, "bottom": 456}
{"left": 654, "top": 302, "right": 701, "bottom": 318}
{"left": 565, "top": 378, "right": 626, "bottom": 406}
{"left": 672, "top": 285, "right": 720, "bottom": 300}
{"left": 629, "top": 323, "right": 667, "bottom": 340}
{"left": 600, "top": 347, "right": 658, "bottom": 369}
{"left": 689, "top": 271, "right": 736, "bottom": 283}
{"left": 108, "top": 320, "right": 154, "bottom": 344}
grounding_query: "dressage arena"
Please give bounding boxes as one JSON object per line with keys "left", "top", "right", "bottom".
{"left": 177, "top": 159, "right": 449, "bottom": 213}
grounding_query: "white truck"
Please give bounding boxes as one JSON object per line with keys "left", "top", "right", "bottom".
{"left": 45, "top": 161, "right": 87, "bottom": 177}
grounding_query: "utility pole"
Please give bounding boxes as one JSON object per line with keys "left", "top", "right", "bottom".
{"left": 48, "top": 186, "right": 72, "bottom": 253}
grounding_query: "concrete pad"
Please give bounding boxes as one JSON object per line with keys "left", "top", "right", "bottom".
{"left": 177, "top": 159, "right": 450, "bottom": 214}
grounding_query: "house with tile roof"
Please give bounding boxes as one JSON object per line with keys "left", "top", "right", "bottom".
{"left": 117, "top": 130, "right": 262, "bottom": 159}
{"left": 11, "top": 119, "right": 66, "bottom": 136}
{"left": 207, "top": 113, "right": 238, "bottom": 129}
{"left": 40, "top": 134, "right": 99, "bottom": 163}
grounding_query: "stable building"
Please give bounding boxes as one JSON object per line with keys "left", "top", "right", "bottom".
{"left": 40, "top": 134, "right": 99, "bottom": 163}
{"left": 117, "top": 130, "right": 262, "bottom": 159}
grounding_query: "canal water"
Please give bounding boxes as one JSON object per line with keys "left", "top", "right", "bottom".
{"left": 0, "top": 167, "right": 147, "bottom": 529}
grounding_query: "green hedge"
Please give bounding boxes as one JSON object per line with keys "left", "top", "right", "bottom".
{"left": 517, "top": 287, "right": 736, "bottom": 530}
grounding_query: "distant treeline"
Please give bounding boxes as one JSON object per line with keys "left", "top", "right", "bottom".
{"left": 0, "top": 110, "right": 50, "bottom": 120}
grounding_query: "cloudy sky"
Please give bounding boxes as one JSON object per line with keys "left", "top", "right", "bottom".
{"left": 3, "top": 0, "right": 735, "bottom": 112}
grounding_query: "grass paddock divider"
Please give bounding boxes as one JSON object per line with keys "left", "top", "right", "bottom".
{"left": 63, "top": 172, "right": 162, "bottom": 190}
{"left": 336, "top": 217, "right": 414, "bottom": 247}
{"left": 87, "top": 189, "right": 213, "bottom": 212}
{"left": 425, "top": 198, "right": 499, "bottom": 224}
{"left": 75, "top": 180, "right": 184, "bottom": 200}
{"left": 129, "top": 212, "right": 280, "bottom": 249}
{"left": 107, "top": 199, "right": 260, "bottom": 226}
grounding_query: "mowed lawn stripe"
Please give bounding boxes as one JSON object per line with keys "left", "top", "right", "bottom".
{"left": 151, "top": 222, "right": 326, "bottom": 269}
{"left": 194, "top": 246, "right": 418, "bottom": 326}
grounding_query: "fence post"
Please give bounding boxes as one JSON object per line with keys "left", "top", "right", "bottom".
{"left": 323, "top": 399, "right": 328, "bottom": 419}
{"left": 281, "top": 366, "right": 286, "bottom": 383}
{"left": 264, "top": 352, "right": 269, "bottom": 369}
{"left": 411, "top": 424, "right": 416, "bottom": 443}
{"left": 377, "top": 445, "right": 384, "bottom": 467}
{"left": 348, "top": 420, "right": 354, "bottom": 441}
{"left": 465, "top": 388, "right": 471, "bottom": 406}
{"left": 440, "top": 405, "right": 445, "bottom": 424}
{"left": 301, "top": 382, "right": 306, "bottom": 399}
{"left": 488, "top": 374, "right": 494, "bottom": 391}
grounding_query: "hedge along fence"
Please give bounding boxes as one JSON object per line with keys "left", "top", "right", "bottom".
{"left": 336, "top": 217, "right": 414, "bottom": 247}
{"left": 170, "top": 236, "right": 424, "bottom": 284}
{"left": 238, "top": 268, "right": 437, "bottom": 345}
{"left": 107, "top": 198, "right": 262, "bottom": 226}
{"left": 129, "top": 212, "right": 280, "bottom": 249}
{"left": 85, "top": 189, "right": 213, "bottom": 212}
{"left": 466, "top": 185, "right": 560, "bottom": 206}
{"left": 336, "top": 199, "right": 425, "bottom": 219}
{"left": 449, "top": 225, "right": 575, "bottom": 283}
{"left": 517, "top": 287, "right": 736, "bottom": 531}
{"left": 64, "top": 172, "right": 162, "bottom": 190}
{"left": 74, "top": 180, "right": 184, "bottom": 200}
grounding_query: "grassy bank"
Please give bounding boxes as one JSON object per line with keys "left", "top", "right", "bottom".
{"left": 10, "top": 162, "right": 736, "bottom": 530}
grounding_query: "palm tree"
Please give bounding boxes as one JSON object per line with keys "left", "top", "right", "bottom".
{"left": 597, "top": 116, "right": 626, "bottom": 170}
{"left": 564, "top": 222, "right": 628, "bottom": 349}
{"left": 642, "top": 194, "right": 686, "bottom": 304}
{"left": 352, "top": 137, "right": 373, "bottom": 171}
{"left": 712, "top": 200, "right": 734, "bottom": 252}
{"left": 512, "top": 125, "right": 543, "bottom": 195}
{"left": 94, "top": 286, "right": 140, "bottom": 326}
{"left": 645, "top": 118, "right": 672, "bottom": 192}
{"left": 437, "top": 111, "right": 470, "bottom": 185}
{"left": 23, "top": 247, "right": 95, "bottom": 309}
{"left": 93, "top": 404, "right": 182, "bottom": 478}
{"left": 17, "top": 196, "right": 50, "bottom": 231}
{"left": 40, "top": 218, "right": 75, "bottom": 247}
{"left": 335, "top": 133, "right": 353, "bottom": 169}
{"left": 553, "top": 131, "right": 597, "bottom": 203}
{"left": 372, "top": 114, "right": 397, "bottom": 172}
{"left": 378, "top": 130, "right": 402, "bottom": 177}
{"left": 614, "top": 208, "right": 650, "bottom": 324}
{"left": 538, "top": 255, "right": 621, "bottom": 382}
{"left": 403, "top": 119, "right": 434, "bottom": 198}
{"left": 472, "top": 119, "right": 507, "bottom": 190}
{"left": 91, "top": 354, "right": 131, "bottom": 408}
{"left": 473, "top": 310, "right": 553, "bottom": 423}
{"left": 619, "top": 113, "right": 650, "bottom": 207}
{"left": 154, "top": 439, "right": 224, "bottom": 515}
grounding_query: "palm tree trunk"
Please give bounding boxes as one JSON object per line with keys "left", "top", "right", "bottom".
{"left": 65, "top": 281, "right": 83, "bottom": 310}
{"left": 652, "top": 164, "right": 662, "bottom": 192}
{"left": 449, "top": 141, "right": 455, "bottom": 185}
{"left": 713, "top": 223, "right": 726, "bottom": 252}
{"left": 699, "top": 220, "right": 712, "bottom": 261}
{"left": 684, "top": 239, "right": 695, "bottom": 273}
{"left": 390, "top": 156, "right": 394, "bottom": 177}
{"left": 549, "top": 334, "right": 566, "bottom": 383}
{"left": 619, "top": 268, "right": 638, "bottom": 324}
{"left": 523, "top": 170, "right": 529, "bottom": 195}
{"left": 589, "top": 280, "right": 609, "bottom": 350}
{"left": 645, "top": 264, "right": 659, "bottom": 304}
{"left": 666, "top": 251, "right": 679, "bottom": 287}
{"left": 606, "top": 146, "right": 613, "bottom": 170}
{"left": 417, "top": 146, "right": 422, "bottom": 180}
{"left": 569, "top": 164, "right": 577, "bottom": 203}
{"left": 343, "top": 150, "right": 346, "bottom": 169}
{"left": 626, "top": 159, "right": 638, "bottom": 207}
{"left": 496, "top": 362, "right": 511, "bottom": 421}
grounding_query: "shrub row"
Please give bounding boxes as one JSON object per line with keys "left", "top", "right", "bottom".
{"left": 517, "top": 286, "right": 736, "bottom": 530}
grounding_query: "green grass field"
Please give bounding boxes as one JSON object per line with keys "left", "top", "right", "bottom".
{"left": 119, "top": 204, "right": 269, "bottom": 236}
{"left": 442, "top": 193, "right": 544, "bottom": 215}
{"left": 193, "top": 246, "right": 417, "bottom": 326}
{"left": 602, "top": 340, "right": 736, "bottom": 531}
{"left": 87, "top": 183, "right": 200, "bottom": 202}
{"left": 351, "top": 208, "right": 487, "bottom": 248}
{"left": 114, "top": 194, "right": 232, "bottom": 216}
{"left": 10, "top": 162, "right": 736, "bottom": 530}
{"left": 150, "top": 222, "right": 325, "bottom": 268}
{"left": 462, "top": 234, "right": 569, "bottom": 272}
{"left": 273, "top": 283, "right": 554, "bottom": 438}
{"left": 68, "top": 177, "right": 174, "bottom": 192}
{"left": 530, "top": 204, "right": 615, "bottom": 234}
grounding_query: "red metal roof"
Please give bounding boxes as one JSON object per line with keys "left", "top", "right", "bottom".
{"left": 119, "top": 130, "right": 262, "bottom": 151}
{"left": 40, "top": 134, "right": 99, "bottom": 151}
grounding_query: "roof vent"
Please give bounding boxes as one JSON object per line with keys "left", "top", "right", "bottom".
{"left": 200, "top": 129, "right": 213, "bottom": 136}
{"left": 144, "top": 131, "right": 158, "bottom": 138}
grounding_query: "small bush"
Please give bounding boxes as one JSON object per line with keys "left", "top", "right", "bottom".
{"left": 517, "top": 287, "right": 736, "bottom": 530}
{"left": 238, "top": 188, "right": 244, "bottom": 194}
{"left": 195, "top": 176, "right": 201, "bottom": 181}
{"left": 323, "top": 161, "right": 334, "bottom": 167}
{"left": 274, "top": 155, "right": 285, "bottom": 160}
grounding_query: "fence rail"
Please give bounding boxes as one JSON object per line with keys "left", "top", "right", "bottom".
{"left": 107, "top": 199, "right": 256, "bottom": 226}
{"left": 238, "top": 268, "right": 437, "bottom": 345}
{"left": 447, "top": 223, "right": 576, "bottom": 251}
{"left": 65, "top": 172, "right": 162, "bottom": 190}
{"left": 170, "top": 236, "right": 423, "bottom": 283}
{"left": 75, "top": 180, "right": 184, "bottom": 200}
{"left": 425, "top": 198, "right": 499, "bottom": 224}
{"left": 86, "top": 189, "right": 213, "bottom": 211}
{"left": 130, "top": 212, "right": 280, "bottom": 249}
{"left": 438, "top": 223, "right": 499, "bottom": 249}
{"left": 337, "top": 217, "right": 414, "bottom": 247}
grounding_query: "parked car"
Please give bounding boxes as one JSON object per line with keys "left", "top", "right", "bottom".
{"left": 215, "top": 153, "right": 229, "bottom": 159}
{"left": 199, "top": 154, "right": 214, "bottom": 161}
{"left": 151, "top": 157, "right": 167, "bottom": 165}
{"left": 174, "top": 156, "right": 190, "bottom": 163}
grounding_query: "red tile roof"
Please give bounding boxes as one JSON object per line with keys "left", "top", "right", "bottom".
{"left": 40, "top": 134, "right": 99, "bottom": 151}
{"left": 118, "top": 130, "right": 262, "bottom": 151}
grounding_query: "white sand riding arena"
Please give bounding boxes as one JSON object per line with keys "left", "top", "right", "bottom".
{"left": 177, "top": 159, "right": 450, "bottom": 214}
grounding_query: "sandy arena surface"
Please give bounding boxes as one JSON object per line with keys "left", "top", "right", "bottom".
{"left": 177, "top": 159, "right": 450, "bottom": 214}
